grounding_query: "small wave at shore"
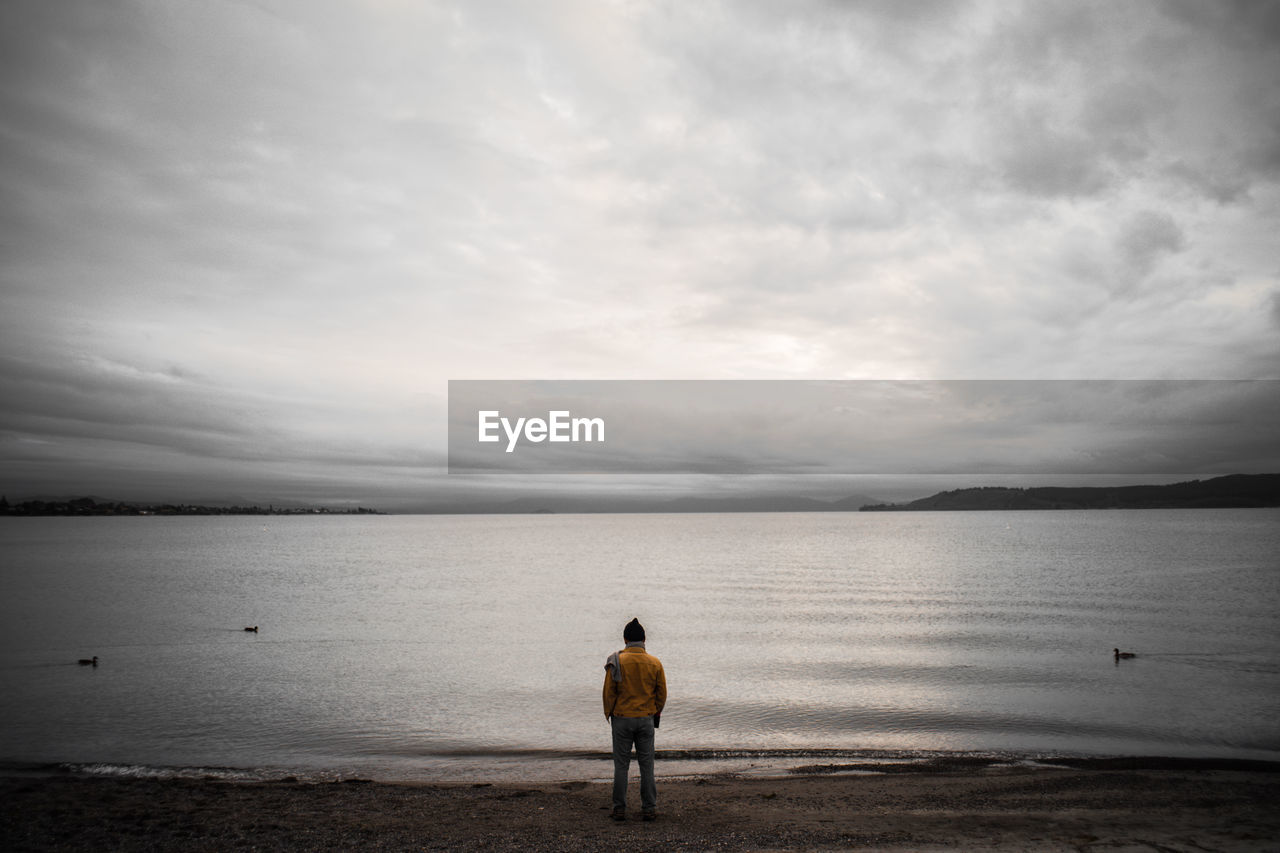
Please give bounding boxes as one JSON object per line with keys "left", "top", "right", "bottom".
{"left": 5, "top": 751, "right": 1277, "bottom": 786}
{"left": 0, "top": 762, "right": 336, "bottom": 783}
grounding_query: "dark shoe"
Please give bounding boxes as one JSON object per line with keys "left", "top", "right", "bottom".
{"left": 611, "top": 808, "right": 626, "bottom": 822}
{"left": 642, "top": 810, "right": 657, "bottom": 822}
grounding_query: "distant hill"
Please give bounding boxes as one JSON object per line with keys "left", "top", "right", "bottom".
{"left": 859, "top": 474, "right": 1280, "bottom": 511}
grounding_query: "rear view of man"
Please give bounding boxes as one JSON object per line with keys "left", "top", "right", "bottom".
{"left": 603, "top": 618, "right": 667, "bottom": 822}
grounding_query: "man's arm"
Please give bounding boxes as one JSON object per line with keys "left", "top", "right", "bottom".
{"left": 603, "top": 670, "right": 618, "bottom": 720}
{"left": 653, "top": 662, "right": 667, "bottom": 715}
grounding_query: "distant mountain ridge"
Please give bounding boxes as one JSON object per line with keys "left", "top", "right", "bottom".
{"left": 859, "top": 473, "right": 1280, "bottom": 511}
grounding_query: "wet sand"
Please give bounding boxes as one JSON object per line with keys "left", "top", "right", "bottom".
{"left": 2, "top": 757, "right": 1278, "bottom": 851}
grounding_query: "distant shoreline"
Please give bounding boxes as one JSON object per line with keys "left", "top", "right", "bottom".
{"left": 0, "top": 497, "right": 383, "bottom": 517}
{"left": 4, "top": 473, "right": 1277, "bottom": 516}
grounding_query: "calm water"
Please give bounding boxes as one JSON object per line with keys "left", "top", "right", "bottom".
{"left": 1, "top": 510, "right": 1277, "bottom": 781}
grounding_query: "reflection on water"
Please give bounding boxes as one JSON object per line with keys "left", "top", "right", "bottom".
{"left": 1, "top": 509, "right": 1277, "bottom": 779}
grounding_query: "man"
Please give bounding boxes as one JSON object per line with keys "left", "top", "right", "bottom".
{"left": 603, "top": 617, "right": 667, "bottom": 822}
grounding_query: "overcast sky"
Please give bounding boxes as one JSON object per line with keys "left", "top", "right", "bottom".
{"left": 2, "top": 1, "right": 1278, "bottom": 508}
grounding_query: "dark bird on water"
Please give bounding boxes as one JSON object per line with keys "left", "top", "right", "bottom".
{"left": 78, "top": 656, "right": 98, "bottom": 666}
{"left": 1114, "top": 648, "right": 1136, "bottom": 659}
{"left": 244, "top": 626, "right": 258, "bottom": 633}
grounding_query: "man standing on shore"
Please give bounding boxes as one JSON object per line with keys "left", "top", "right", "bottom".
{"left": 603, "top": 618, "right": 667, "bottom": 822}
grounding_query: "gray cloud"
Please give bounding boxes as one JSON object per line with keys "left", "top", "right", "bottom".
{"left": 1114, "top": 210, "right": 1186, "bottom": 287}
{"left": 1, "top": 1, "right": 1278, "bottom": 504}
{"left": 995, "top": 114, "right": 1117, "bottom": 199}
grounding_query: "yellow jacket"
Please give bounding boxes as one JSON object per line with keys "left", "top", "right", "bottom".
{"left": 603, "top": 644, "right": 667, "bottom": 719}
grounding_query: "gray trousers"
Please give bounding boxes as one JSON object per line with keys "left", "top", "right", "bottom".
{"left": 610, "top": 715, "right": 656, "bottom": 812}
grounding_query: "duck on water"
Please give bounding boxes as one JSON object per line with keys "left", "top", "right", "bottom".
{"left": 1114, "top": 648, "right": 1136, "bottom": 660}
{"left": 78, "top": 656, "right": 98, "bottom": 666}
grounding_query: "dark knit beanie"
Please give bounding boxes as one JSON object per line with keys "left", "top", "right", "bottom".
{"left": 623, "top": 618, "right": 645, "bottom": 642}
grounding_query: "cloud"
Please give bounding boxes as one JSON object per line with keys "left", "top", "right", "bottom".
{"left": 1, "top": 1, "right": 1278, "bottom": 503}
{"left": 0, "top": 348, "right": 445, "bottom": 501}
{"left": 1114, "top": 210, "right": 1187, "bottom": 286}
{"left": 994, "top": 114, "right": 1117, "bottom": 199}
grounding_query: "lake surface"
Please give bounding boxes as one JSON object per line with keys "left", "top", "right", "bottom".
{"left": 1, "top": 510, "right": 1277, "bottom": 781}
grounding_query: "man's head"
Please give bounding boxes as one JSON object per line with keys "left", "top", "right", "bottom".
{"left": 623, "top": 618, "right": 645, "bottom": 643}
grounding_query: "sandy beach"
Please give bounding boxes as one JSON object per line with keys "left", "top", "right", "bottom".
{"left": 3, "top": 757, "right": 1277, "bottom": 852}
